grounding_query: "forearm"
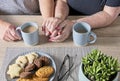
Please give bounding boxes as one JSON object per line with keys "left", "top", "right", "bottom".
{"left": 55, "top": 0, "right": 69, "bottom": 20}
{"left": 76, "top": 6, "right": 120, "bottom": 28}
{"left": 0, "top": 19, "right": 8, "bottom": 27}
{"left": 39, "top": 0, "right": 55, "bottom": 19}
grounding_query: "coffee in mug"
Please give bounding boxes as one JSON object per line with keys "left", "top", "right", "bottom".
{"left": 76, "top": 26, "right": 88, "bottom": 33}
{"left": 22, "top": 26, "right": 37, "bottom": 33}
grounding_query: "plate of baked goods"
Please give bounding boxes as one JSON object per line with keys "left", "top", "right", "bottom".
{"left": 5, "top": 51, "right": 56, "bottom": 81}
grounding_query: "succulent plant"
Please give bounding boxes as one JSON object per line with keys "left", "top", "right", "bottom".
{"left": 82, "top": 49, "right": 120, "bottom": 81}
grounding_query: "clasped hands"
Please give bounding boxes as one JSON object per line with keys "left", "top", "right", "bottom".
{"left": 0, "top": 18, "right": 75, "bottom": 42}
{"left": 42, "top": 17, "right": 75, "bottom": 42}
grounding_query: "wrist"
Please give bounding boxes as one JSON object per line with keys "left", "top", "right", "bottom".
{"left": 42, "top": 14, "right": 54, "bottom": 20}
{"left": 55, "top": 15, "right": 66, "bottom": 21}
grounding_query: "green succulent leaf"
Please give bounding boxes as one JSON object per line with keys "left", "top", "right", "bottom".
{"left": 82, "top": 49, "right": 120, "bottom": 81}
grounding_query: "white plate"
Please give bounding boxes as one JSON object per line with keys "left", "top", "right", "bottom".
{"left": 5, "top": 51, "right": 57, "bottom": 81}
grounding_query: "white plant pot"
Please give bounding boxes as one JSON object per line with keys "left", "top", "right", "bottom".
{"left": 78, "top": 63, "right": 119, "bottom": 81}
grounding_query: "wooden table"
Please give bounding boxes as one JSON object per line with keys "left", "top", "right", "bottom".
{"left": 0, "top": 15, "right": 120, "bottom": 80}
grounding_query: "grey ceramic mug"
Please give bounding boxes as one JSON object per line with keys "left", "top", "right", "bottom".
{"left": 16, "top": 22, "right": 39, "bottom": 46}
{"left": 72, "top": 22, "right": 97, "bottom": 46}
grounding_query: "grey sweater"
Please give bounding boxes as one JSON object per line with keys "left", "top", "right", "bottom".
{"left": 0, "top": 0, "right": 40, "bottom": 15}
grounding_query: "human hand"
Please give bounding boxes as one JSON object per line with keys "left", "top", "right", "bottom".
{"left": 42, "top": 17, "right": 63, "bottom": 36}
{"left": 49, "top": 20, "right": 75, "bottom": 42}
{"left": 0, "top": 21, "right": 21, "bottom": 41}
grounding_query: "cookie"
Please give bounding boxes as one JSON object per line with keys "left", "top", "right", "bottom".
{"left": 32, "top": 75, "right": 49, "bottom": 81}
{"left": 34, "top": 58, "right": 42, "bottom": 68}
{"left": 25, "top": 63, "right": 36, "bottom": 72}
{"left": 39, "top": 56, "right": 51, "bottom": 66}
{"left": 35, "top": 66, "right": 54, "bottom": 78}
{"left": 15, "top": 56, "right": 28, "bottom": 67}
{"left": 17, "top": 78, "right": 31, "bottom": 81}
{"left": 20, "top": 71, "right": 33, "bottom": 78}
{"left": 7, "top": 64, "right": 22, "bottom": 79}
{"left": 32, "top": 77, "right": 49, "bottom": 81}
{"left": 25, "top": 53, "right": 36, "bottom": 64}
{"left": 17, "top": 75, "right": 49, "bottom": 81}
{"left": 31, "top": 52, "right": 39, "bottom": 58}
{"left": 17, "top": 78, "right": 48, "bottom": 81}
{"left": 17, "top": 62, "right": 26, "bottom": 68}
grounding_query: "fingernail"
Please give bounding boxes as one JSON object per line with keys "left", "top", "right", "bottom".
{"left": 58, "top": 31, "right": 62, "bottom": 35}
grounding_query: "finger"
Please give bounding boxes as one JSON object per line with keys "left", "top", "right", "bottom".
{"left": 3, "top": 28, "right": 15, "bottom": 41}
{"left": 11, "top": 28, "right": 21, "bottom": 40}
{"left": 42, "top": 26, "right": 46, "bottom": 34}
{"left": 49, "top": 38, "right": 64, "bottom": 42}
{"left": 49, "top": 35, "right": 65, "bottom": 42}
{"left": 42, "top": 19, "right": 47, "bottom": 28}
{"left": 45, "top": 27, "right": 51, "bottom": 36}
{"left": 58, "top": 29, "right": 62, "bottom": 35}
{"left": 50, "top": 30, "right": 58, "bottom": 37}
{"left": 7, "top": 32, "right": 16, "bottom": 40}
{"left": 42, "top": 20, "right": 47, "bottom": 34}
{"left": 4, "top": 29, "right": 15, "bottom": 40}
{"left": 44, "top": 19, "right": 53, "bottom": 35}
{"left": 58, "top": 21, "right": 67, "bottom": 29}
{"left": 42, "top": 19, "right": 50, "bottom": 34}
{"left": 50, "top": 19, "right": 62, "bottom": 32}
{"left": 45, "top": 18, "right": 52, "bottom": 28}
{"left": 8, "top": 25, "right": 21, "bottom": 40}
{"left": 47, "top": 19, "right": 54, "bottom": 32}
{"left": 3, "top": 36, "right": 12, "bottom": 42}
{"left": 52, "top": 34, "right": 64, "bottom": 40}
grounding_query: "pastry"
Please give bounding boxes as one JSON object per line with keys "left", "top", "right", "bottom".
{"left": 36, "top": 66, "right": 54, "bottom": 78}
{"left": 39, "top": 56, "right": 51, "bottom": 66}
{"left": 25, "top": 63, "right": 36, "bottom": 72}
{"left": 34, "top": 57, "right": 42, "bottom": 68}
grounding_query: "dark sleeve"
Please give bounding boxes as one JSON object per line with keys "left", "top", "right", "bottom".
{"left": 106, "top": 0, "right": 120, "bottom": 7}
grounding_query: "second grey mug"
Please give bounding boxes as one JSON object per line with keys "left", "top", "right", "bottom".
{"left": 72, "top": 22, "right": 97, "bottom": 46}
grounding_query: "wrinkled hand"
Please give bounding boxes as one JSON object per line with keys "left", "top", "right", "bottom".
{"left": 0, "top": 21, "right": 21, "bottom": 41}
{"left": 49, "top": 20, "right": 75, "bottom": 42}
{"left": 42, "top": 17, "right": 63, "bottom": 36}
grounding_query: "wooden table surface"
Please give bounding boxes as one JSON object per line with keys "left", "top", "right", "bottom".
{"left": 0, "top": 15, "right": 120, "bottom": 79}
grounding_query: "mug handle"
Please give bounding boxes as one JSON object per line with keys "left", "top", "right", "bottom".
{"left": 88, "top": 32, "right": 97, "bottom": 44}
{"left": 16, "top": 26, "right": 22, "bottom": 38}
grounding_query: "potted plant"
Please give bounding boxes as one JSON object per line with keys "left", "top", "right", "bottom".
{"left": 79, "top": 49, "right": 120, "bottom": 81}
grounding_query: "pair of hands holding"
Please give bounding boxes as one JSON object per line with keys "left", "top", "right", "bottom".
{"left": 0, "top": 18, "right": 75, "bottom": 42}
{"left": 42, "top": 17, "right": 75, "bottom": 42}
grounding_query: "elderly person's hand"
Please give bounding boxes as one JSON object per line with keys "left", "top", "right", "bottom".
{"left": 49, "top": 20, "right": 75, "bottom": 42}
{"left": 0, "top": 20, "right": 21, "bottom": 41}
{"left": 42, "top": 17, "right": 63, "bottom": 36}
